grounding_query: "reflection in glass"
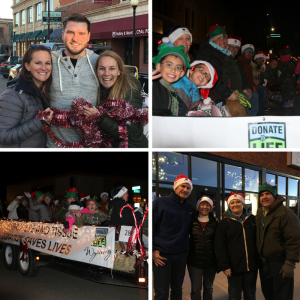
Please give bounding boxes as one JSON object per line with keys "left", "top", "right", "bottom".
{"left": 191, "top": 157, "right": 217, "bottom": 187}
{"left": 245, "top": 193, "right": 258, "bottom": 215}
{"left": 158, "top": 152, "right": 188, "bottom": 182}
{"left": 158, "top": 183, "right": 175, "bottom": 197}
{"left": 152, "top": 153, "right": 156, "bottom": 180}
{"left": 266, "top": 173, "right": 276, "bottom": 185}
{"left": 289, "top": 199, "right": 298, "bottom": 216}
{"left": 278, "top": 176, "right": 286, "bottom": 195}
{"left": 245, "top": 169, "right": 259, "bottom": 192}
{"left": 288, "top": 178, "right": 298, "bottom": 197}
{"left": 225, "top": 165, "right": 242, "bottom": 190}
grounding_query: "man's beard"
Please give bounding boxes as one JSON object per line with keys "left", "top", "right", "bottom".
{"left": 65, "top": 43, "right": 86, "bottom": 56}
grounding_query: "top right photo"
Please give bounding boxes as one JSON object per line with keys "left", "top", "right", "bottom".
{"left": 152, "top": 0, "right": 300, "bottom": 149}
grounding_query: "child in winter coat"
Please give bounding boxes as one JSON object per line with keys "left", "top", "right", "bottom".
{"left": 75, "top": 197, "right": 108, "bottom": 228}
{"left": 180, "top": 60, "right": 231, "bottom": 116}
{"left": 152, "top": 44, "right": 192, "bottom": 116}
{"left": 64, "top": 200, "right": 83, "bottom": 232}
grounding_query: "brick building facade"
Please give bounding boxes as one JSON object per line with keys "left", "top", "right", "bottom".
{"left": 153, "top": 152, "right": 300, "bottom": 219}
{"left": 0, "top": 19, "right": 13, "bottom": 54}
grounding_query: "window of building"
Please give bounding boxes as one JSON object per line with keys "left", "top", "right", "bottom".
{"left": 288, "top": 178, "right": 298, "bottom": 197}
{"left": 157, "top": 152, "right": 188, "bottom": 182}
{"left": 28, "top": 7, "right": 33, "bottom": 23}
{"left": 37, "top": 3, "right": 42, "bottom": 21}
{"left": 225, "top": 165, "right": 242, "bottom": 190}
{"left": 21, "top": 10, "right": 26, "bottom": 25}
{"left": 245, "top": 193, "right": 259, "bottom": 215}
{"left": 0, "top": 28, "right": 3, "bottom": 38}
{"left": 152, "top": 152, "right": 156, "bottom": 180}
{"left": 289, "top": 199, "right": 298, "bottom": 216}
{"left": 278, "top": 176, "right": 286, "bottom": 195}
{"left": 245, "top": 169, "right": 259, "bottom": 192}
{"left": 266, "top": 173, "right": 276, "bottom": 185}
{"left": 191, "top": 157, "right": 217, "bottom": 187}
{"left": 45, "top": 0, "right": 53, "bottom": 11}
{"left": 15, "top": 0, "right": 19, "bottom": 3}
{"left": 15, "top": 12, "right": 19, "bottom": 27}
{"left": 185, "top": 8, "right": 190, "bottom": 27}
{"left": 191, "top": 11, "right": 195, "bottom": 29}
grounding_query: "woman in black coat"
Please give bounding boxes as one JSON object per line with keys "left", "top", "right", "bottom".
{"left": 215, "top": 193, "right": 259, "bottom": 300}
{"left": 17, "top": 196, "right": 29, "bottom": 221}
{"left": 187, "top": 196, "right": 218, "bottom": 300}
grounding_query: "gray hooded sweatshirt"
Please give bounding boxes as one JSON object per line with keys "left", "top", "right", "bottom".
{"left": 47, "top": 48, "right": 99, "bottom": 148}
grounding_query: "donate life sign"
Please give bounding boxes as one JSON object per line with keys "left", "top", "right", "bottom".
{"left": 0, "top": 220, "right": 115, "bottom": 269}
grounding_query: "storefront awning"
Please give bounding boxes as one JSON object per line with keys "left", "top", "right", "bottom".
{"left": 15, "top": 33, "right": 25, "bottom": 42}
{"left": 90, "top": 14, "right": 148, "bottom": 40}
{"left": 50, "top": 28, "right": 63, "bottom": 42}
{"left": 8, "top": 35, "right": 17, "bottom": 42}
{"left": 36, "top": 29, "right": 53, "bottom": 41}
{"left": 29, "top": 30, "right": 42, "bottom": 41}
{"left": 20, "top": 32, "right": 33, "bottom": 41}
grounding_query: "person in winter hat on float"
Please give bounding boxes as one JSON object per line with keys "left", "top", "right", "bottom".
{"left": 153, "top": 174, "right": 195, "bottom": 300}
{"left": 256, "top": 182, "right": 300, "bottom": 300}
{"left": 215, "top": 192, "right": 259, "bottom": 299}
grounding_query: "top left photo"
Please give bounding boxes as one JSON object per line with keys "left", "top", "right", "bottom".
{"left": 0, "top": 0, "right": 149, "bottom": 148}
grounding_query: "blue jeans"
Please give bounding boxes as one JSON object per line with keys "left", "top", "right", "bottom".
{"left": 187, "top": 264, "right": 217, "bottom": 300}
{"left": 153, "top": 252, "right": 188, "bottom": 300}
{"left": 243, "top": 92, "right": 259, "bottom": 116}
{"left": 259, "top": 261, "right": 294, "bottom": 300}
{"left": 227, "top": 270, "right": 257, "bottom": 300}
{"left": 257, "top": 85, "right": 268, "bottom": 116}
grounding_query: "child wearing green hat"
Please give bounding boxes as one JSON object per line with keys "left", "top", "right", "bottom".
{"left": 152, "top": 44, "right": 192, "bottom": 116}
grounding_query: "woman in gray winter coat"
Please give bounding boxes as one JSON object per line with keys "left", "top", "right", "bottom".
{"left": 0, "top": 45, "right": 53, "bottom": 148}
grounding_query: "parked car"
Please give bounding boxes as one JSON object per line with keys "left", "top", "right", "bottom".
{"left": 0, "top": 54, "right": 10, "bottom": 64}
{"left": 0, "top": 56, "right": 22, "bottom": 78}
{"left": 8, "top": 64, "right": 22, "bottom": 82}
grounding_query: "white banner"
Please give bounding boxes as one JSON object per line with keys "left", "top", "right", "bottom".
{"left": 0, "top": 220, "right": 115, "bottom": 269}
{"left": 152, "top": 116, "right": 300, "bottom": 148}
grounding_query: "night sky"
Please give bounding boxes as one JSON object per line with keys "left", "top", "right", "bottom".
{"left": 217, "top": 0, "right": 300, "bottom": 55}
{"left": 0, "top": 152, "right": 148, "bottom": 200}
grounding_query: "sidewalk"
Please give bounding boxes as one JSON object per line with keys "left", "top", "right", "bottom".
{"left": 154, "top": 264, "right": 300, "bottom": 299}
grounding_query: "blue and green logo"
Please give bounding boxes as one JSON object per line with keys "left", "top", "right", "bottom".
{"left": 248, "top": 122, "right": 286, "bottom": 148}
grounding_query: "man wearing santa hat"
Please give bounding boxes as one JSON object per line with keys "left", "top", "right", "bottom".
{"left": 153, "top": 174, "right": 195, "bottom": 300}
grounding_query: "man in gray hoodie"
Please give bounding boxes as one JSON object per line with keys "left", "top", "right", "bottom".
{"left": 48, "top": 13, "right": 99, "bottom": 148}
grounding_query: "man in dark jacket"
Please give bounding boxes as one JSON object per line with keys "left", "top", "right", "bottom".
{"left": 256, "top": 182, "right": 300, "bottom": 300}
{"left": 153, "top": 174, "right": 195, "bottom": 300}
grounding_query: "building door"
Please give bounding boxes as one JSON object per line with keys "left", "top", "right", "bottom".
{"left": 124, "top": 37, "right": 132, "bottom": 66}
{"left": 192, "top": 186, "right": 220, "bottom": 220}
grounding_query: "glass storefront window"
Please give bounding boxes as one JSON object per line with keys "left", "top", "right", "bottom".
{"left": 266, "top": 173, "right": 276, "bottom": 185}
{"left": 157, "top": 152, "right": 188, "bottom": 182}
{"left": 288, "top": 178, "right": 298, "bottom": 197}
{"left": 245, "top": 193, "right": 258, "bottom": 215}
{"left": 152, "top": 152, "right": 156, "bottom": 180}
{"left": 278, "top": 176, "right": 286, "bottom": 195}
{"left": 225, "top": 165, "right": 242, "bottom": 190}
{"left": 245, "top": 169, "right": 259, "bottom": 192}
{"left": 191, "top": 157, "right": 217, "bottom": 187}
{"left": 158, "top": 183, "right": 174, "bottom": 197}
{"left": 289, "top": 199, "right": 298, "bottom": 216}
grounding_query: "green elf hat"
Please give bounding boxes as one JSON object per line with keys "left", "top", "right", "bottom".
{"left": 86, "top": 196, "right": 100, "bottom": 208}
{"left": 44, "top": 192, "right": 53, "bottom": 199}
{"left": 20, "top": 196, "right": 28, "bottom": 202}
{"left": 207, "top": 24, "right": 227, "bottom": 42}
{"left": 282, "top": 46, "right": 291, "bottom": 55}
{"left": 32, "top": 191, "right": 44, "bottom": 200}
{"left": 152, "top": 44, "right": 191, "bottom": 72}
{"left": 66, "top": 187, "right": 78, "bottom": 199}
{"left": 259, "top": 182, "right": 277, "bottom": 198}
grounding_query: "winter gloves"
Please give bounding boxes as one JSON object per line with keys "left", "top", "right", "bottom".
{"left": 280, "top": 260, "right": 295, "bottom": 278}
{"left": 233, "top": 90, "right": 252, "bottom": 109}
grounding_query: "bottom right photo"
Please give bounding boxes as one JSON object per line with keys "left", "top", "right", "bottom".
{"left": 152, "top": 151, "right": 300, "bottom": 300}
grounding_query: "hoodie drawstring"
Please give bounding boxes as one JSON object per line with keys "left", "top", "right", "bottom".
{"left": 57, "top": 55, "right": 63, "bottom": 93}
{"left": 86, "top": 53, "right": 99, "bottom": 88}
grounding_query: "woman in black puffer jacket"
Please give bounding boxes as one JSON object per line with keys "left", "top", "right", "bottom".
{"left": 187, "top": 196, "right": 218, "bottom": 300}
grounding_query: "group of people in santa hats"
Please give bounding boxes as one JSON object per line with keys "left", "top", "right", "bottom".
{"left": 153, "top": 174, "right": 300, "bottom": 300}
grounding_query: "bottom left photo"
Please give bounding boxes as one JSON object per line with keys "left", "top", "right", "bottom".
{"left": 0, "top": 152, "right": 148, "bottom": 300}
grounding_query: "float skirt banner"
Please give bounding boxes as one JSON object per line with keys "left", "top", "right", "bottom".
{"left": 0, "top": 220, "right": 115, "bottom": 268}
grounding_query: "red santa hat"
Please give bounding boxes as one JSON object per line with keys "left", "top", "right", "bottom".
{"left": 254, "top": 51, "right": 267, "bottom": 64}
{"left": 227, "top": 192, "right": 245, "bottom": 205}
{"left": 187, "top": 60, "right": 218, "bottom": 104}
{"left": 174, "top": 174, "right": 193, "bottom": 191}
{"left": 227, "top": 34, "right": 242, "bottom": 48}
{"left": 80, "top": 193, "right": 90, "bottom": 202}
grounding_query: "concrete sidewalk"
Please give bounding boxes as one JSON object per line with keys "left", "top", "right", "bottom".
{"left": 153, "top": 264, "right": 300, "bottom": 299}
{"left": 182, "top": 265, "right": 300, "bottom": 300}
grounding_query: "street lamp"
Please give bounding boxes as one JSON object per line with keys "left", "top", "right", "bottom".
{"left": 271, "top": 28, "right": 275, "bottom": 31}
{"left": 13, "top": 28, "right": 16, "bottom": 56}
{"left": 131, "top": 0, "right": 139, "bottom": 66}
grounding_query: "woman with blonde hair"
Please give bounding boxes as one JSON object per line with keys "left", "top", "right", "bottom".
{"left": 83, "top": 50, "right": 148, "bottom": 148}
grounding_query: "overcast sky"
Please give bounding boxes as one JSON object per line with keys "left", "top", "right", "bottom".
{"left": 0, "top": 1, "right": 13, "bottom": 19}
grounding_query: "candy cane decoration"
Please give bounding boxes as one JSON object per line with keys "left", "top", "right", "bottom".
{"left": 120, "top": 205, "right": 148, "bottom": 267}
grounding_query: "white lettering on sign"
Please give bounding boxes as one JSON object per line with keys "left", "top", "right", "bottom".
{"left": 112, "top": 29, "right": 148, "bottom": 38}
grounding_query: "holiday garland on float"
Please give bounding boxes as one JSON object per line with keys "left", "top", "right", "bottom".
{"left": 35, "top": 98, "right": 148, "bottom": 148}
